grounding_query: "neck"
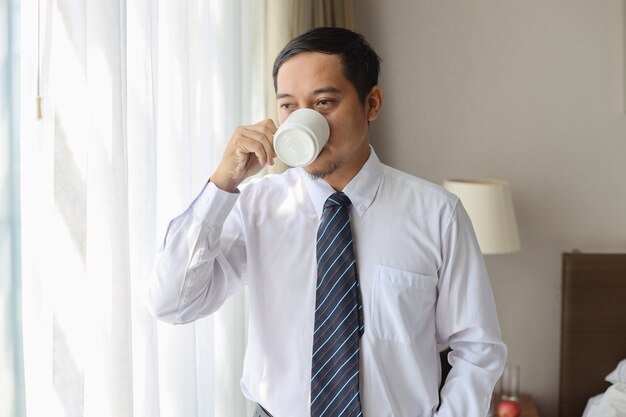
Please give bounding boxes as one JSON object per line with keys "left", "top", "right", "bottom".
{"left": 323, "top": 146, "right": 371, "bottom": 191}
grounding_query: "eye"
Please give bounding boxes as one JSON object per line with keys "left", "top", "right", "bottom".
{"left": 316, "top": 99, "right": 335, "bottom": 108}
{"left": 279, "top": 103, "right": 295, "bottom": 110}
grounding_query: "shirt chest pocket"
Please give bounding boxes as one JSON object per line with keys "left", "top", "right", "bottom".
{"left": 370, "top": 265, "right": 438, "bottom": 345}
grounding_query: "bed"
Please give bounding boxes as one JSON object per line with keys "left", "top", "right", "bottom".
{"left": 559, "top": 252, "right": 626, "bottom": 417}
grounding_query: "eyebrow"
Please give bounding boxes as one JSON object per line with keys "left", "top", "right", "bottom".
{"left": 276, "top": 86, "right": 342, "bottom": 100}
{"left": 312, "top": 86, "right": 341, "bottom": 95}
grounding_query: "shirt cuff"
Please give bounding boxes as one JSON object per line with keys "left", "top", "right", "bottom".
{"left": 191, "top": 181, "right": 239, "bottom": 224}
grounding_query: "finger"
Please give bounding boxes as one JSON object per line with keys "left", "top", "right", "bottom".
{"left": 251, "top": 119, "right": 277, "bottom": 155}
{"left": 237, "top": 134, "right": 271, "bottom": 167}
{"left": 240, "top": 127, "right": 276, "bottom": 164}
{"left": 256, "top": 118, "right": 277, "bottom": 133}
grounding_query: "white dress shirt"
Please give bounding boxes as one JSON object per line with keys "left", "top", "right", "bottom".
{"left": 148, "top": 149, "right": 507, "bottom": 417}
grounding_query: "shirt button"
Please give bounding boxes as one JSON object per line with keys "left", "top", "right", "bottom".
{"left": 359, "top": 205, "right": 366, "bottom": 212}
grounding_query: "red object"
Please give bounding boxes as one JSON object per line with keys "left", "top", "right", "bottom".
{"left": 497, "top": 400, "right": 521, "bottom": 417}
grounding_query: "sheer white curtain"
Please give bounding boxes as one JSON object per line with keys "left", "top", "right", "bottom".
{"left": 1, "top": 0, "right": 25, "bottom": 416}
{"left": 20, "top": 0, "right": 264, "bottom": 416}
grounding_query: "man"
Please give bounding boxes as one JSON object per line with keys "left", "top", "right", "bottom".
{"left": 148, "top": 27, "right": 506, "bottom": 417}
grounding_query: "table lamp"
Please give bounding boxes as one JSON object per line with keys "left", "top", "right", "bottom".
{"left": 442, "top": 178, "right": 521, "bottom": 255}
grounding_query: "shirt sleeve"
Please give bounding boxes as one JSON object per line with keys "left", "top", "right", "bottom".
{"left": 147, "top": 181, "right": 247, "bottom": 324}
{"left": 434, "top": 199, "right": 508, "bottom": 417}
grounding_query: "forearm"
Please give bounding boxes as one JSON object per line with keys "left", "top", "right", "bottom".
{"left": 435, "top": 339, "right": 506, "bottom": 417}
{"left": 147, "top": 183, "right": 245, "bottom": 324}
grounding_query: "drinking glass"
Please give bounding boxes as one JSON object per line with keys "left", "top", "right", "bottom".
{"left": 501, "top": 364, "right": 520, "bottom": 401}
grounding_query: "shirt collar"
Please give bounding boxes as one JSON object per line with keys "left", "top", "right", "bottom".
{"left": 303, "top": 147, "right": 384, "bottom": 218}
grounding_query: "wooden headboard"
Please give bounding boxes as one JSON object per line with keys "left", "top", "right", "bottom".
{"left": 559, "top": 252, "right": 626, "bottom": 417}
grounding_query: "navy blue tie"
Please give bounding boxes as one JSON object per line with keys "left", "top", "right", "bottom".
{"left": 311, "top": 192, "right": 364, "bottom": 417}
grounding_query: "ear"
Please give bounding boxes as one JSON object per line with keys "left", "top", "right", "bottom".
{"left": 366, "top": 85, "right": 384, "bottom": 122}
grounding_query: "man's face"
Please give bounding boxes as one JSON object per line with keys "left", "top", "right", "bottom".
{"left": 276, "top": 52, "right": 380, "bottom": 186}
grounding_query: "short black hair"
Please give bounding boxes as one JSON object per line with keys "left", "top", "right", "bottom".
{"left": 272, "top": 27, "right": 381, "bottom": 103}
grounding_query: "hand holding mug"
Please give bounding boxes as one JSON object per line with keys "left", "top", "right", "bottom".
{"left": 211, "top": 119, "right": 277, "bottom": 192}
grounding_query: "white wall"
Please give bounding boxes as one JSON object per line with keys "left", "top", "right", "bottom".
{"left": 355, "top": 1, "right": 626, "bottom": 416}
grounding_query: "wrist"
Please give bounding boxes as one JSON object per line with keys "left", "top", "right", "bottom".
{"left": 209, "top": 171, "right": 240, "bottom": 193}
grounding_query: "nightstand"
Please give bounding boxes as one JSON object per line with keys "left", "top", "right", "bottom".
{"left": 518, "top": 394, "right": 540, "bottom": 417}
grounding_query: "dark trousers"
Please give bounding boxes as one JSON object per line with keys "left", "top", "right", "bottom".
{"left": 252, "top": 403, "right": 273, "bottom": 417}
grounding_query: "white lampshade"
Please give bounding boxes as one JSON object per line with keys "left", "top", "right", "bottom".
{"left": 443, "top": 178, "right": 521, "bottom": 255}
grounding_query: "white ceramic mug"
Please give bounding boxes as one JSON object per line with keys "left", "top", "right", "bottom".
{"left": 273, "top": 108, "right": 330, "bottom": 167}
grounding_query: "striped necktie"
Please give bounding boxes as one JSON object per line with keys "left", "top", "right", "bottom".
{"left": 311, "top": 192, "right": 364, "bottom": 417}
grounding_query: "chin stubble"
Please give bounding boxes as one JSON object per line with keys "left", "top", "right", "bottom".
{"left": 306, "top": 160, "right": 342, "bottom": 181}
